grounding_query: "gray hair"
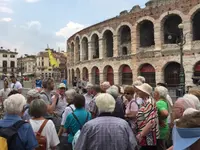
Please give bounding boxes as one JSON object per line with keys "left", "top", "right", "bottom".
{"left": 29, "top": 98, "right": 47, "bottom": 118}
{"left": 137, "top": 76, "right": 145, "bottom": 83}
{"left": 27, "top": 89, "right": 40, "bottom": 99}
{"left": 106, "top": 85, "right": 119, "bottom": 99}
{"left": 133, "top": 80, "right": 143, "bottom": 86}
{"left": 154, "top": 86, "right": 168, "bottom": 99}
{"left": 96, "top": 93, "right": 116, "bottom": 113}
{"left": 4, "top": 94, "right": 26, "bottom": 114}
{"left": 65, "top": 89, "right": 76, "bottom": 103}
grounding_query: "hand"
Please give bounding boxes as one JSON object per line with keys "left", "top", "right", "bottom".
{"left": 136, "top": 133, "right": 143, "bottom": 143}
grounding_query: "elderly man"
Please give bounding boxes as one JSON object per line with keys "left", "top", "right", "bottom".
{"left": 0, "top": 94, "right": 38, "bottom": 149}
{"left": 22, "top": 89, "right": 40, "bottom": 121}
{"left": 10, "top": 75, "right": 22, "bottom": 93}
{"left": 84, "top": 83, "right": 93, "bottom": 111}
{"left": 74, "top": 93, "right": 137, "bottom": 150}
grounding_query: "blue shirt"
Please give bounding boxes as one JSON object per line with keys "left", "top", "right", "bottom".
{"left": 64, "top": 108, "right": 91, "bottom": 143}
{"left": 62, "top": 79, "right": 67, "bottom": 86}
{"left": 0, "top": 114, "right": 38, "bottom": 150}
{"left": 36, "top": 79, "right": 42, "bottom": 88}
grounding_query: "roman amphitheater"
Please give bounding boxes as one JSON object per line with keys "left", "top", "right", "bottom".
{"left": 66, "top": 0, "right": 200, "bottom": 91}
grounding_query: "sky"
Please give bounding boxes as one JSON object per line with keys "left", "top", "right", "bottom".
{"left": 0, "top": 0, "right": 148, "bottom": 55}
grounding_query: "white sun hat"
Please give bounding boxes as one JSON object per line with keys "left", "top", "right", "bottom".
{"left": 135, "top": 83, "right": 152, "bottom": 96}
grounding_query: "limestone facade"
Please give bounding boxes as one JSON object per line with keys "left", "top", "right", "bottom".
{"left": 66, "top": 0, "right": 200, "bottom": 88}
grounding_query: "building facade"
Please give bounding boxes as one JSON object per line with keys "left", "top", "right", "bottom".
{"left": 0, "top": 47, "right": 18, "bottom": 78}
{"left": 36, "top": 49, "right": 67, "bottom": 81}
{"left": 66, "top": 0, "right": 200, "bottom": 91}
{"left": 17, "top": 55, "right": 36, "bottom": 78}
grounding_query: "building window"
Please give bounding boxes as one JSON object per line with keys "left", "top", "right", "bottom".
{"left": 3, "top": 54, "right": 7, "bottom": 58}
{"left": 10, "top": 55, "right": 15, "bottom": 58}
{"left": 11, "top": 61, "right": 15, "bottom": 68}
{"left": 42, "top": 62, "right": 44, "bottom": 66}
{"left": 3, "top": 61, "right": 7, "bottom": 67}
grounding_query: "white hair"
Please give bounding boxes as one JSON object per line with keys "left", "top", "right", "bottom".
{"left": 176, "top": 97, "right": 196, "bottom": 110}
{"left": 4, "top": 94, "right": 26, "bottom": 114}
{"left": 133, "top": 80, "right": 143, "bottom": 86}
{"left": 154, "top": 86, "right": 168, "bottom": 99}
{"left": 106, "top": 85, "right": 119, "bottom": 99}
{"left": 65, "top": 89, "right": 76, "bottom": 99}
{"left": 183, "top": 94, "right": 200, "bottom": 110}
{"left": 101, "top": 81, "right": 111, "bottom": 89}
{"left": 96, "top": 93, "right": 116, "bottom": 113}
{"left": 137, "top": 76, "right": 145, "bottom": 83}
{"left": 183, "top": 108, "right": 199, "bottom": 116}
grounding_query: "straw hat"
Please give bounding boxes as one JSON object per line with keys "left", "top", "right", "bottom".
{"left": 135, "top": 83, "right": 152, "bottom": 96}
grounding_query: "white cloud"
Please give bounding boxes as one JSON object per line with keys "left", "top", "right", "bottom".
{"left": 25, "top": 0, "right": 40, "bottom": 3}
{"left": 21, "top": 21, "right": 41, "bottom": 30}
{"left": 56, "top": 21, "right": 85, "bottom": 38}
{"left": 0, "top": 6, "right": 13, "bottom": 13}
{"left": 0, "top": 17, "right": 12, "bottom": 22}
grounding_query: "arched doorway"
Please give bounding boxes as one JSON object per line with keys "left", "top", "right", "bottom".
{"left": 103, "top": 30, "right": 113, "bottom": 58}
{"left": 164, "top": 62, "right": 180, "bottom": 87}
{"left": 91, "top": 66, "right": 100, "bottom": 85}
{"left": 138, "top": 20, "right": 155, "bottom": 47}
{"left": 119, "top": 65, "right": 133, "bottom": 85}
{"left": 75, "top": 36, "right": 80, "bottom": 62}
{"left": 163, "top": 14, "right": 182, "bottom": 44}
{"left": 82, "top": 67, "right": 89, "bottom": 80}
{"left": 104, "top": 66, "right": 114, "bottom": 85}
{"left": 193, "top": 61, "right": 200, "bottom": 84}
{"left": 118, "top": 25, "right": 131, "bottom": 56}
{"left": 76, "top": 68, "right": 80, "bottom": 79}
{"left": 192, "top": 10, "right": 200, "bottom": 41}
{"left": 71, "top": 42, "right": 74, "bottom": 64}
{"left": 139, "top": 64, "right": 156, "bottom": 87}
{"left": 91, "top": 34, "right": 99, "bottom": 59}
{"left": 81, "top": 37, "right": 88, "bottom": 60}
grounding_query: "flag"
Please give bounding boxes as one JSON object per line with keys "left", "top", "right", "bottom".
{"left": 47, "top": 49, "right": 59, "bottom": 68}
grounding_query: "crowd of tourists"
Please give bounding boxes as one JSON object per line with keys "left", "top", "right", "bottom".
{"left": 0, "top": 75, "right": 200, "bottom": 150}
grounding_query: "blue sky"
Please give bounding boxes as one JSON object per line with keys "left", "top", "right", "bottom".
{"left": 0, "top": 0, "right": 148, "bottom": 55}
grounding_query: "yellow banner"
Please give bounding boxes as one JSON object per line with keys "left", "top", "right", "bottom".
{"left": 48, "top": 49, "right": 59, "bottom": 68}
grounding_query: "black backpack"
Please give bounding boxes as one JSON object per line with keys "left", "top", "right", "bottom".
{"left": 0, "top": 120, "right": 27, "bottom": 150}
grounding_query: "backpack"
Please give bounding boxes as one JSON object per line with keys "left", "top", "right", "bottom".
{"left": 0, "top": 120, "right": 27, "bottom": 150}
{"left": 72, "top": 112, "right": 89, "bottom": 150}
{"left": 35, "top": 120, "right": 48, "bottom": 150}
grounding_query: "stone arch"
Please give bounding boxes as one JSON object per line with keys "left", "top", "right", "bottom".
{"left": 82, "top": 67, "right": 89, "bottom": 80}
{"left": 117, "top": 24, "right": 132, "bottom": 56}
{"left": 159, "top": 11, "right": 184, "bottom": 44}
{"left": 103, "top": 65, "right": 114, "bottom": 85}
{"left": 75, "top": 36, "right": 80, "bottom": 62}
{"left": 102, "top": 30, "right": 114, "bottom": 58}
{"left": 116, "top": 22, "right": 133, "bottom": 33}
{"left": 137, "top": 20, "right": 155, "bottom": 47}
{"left": 101, "top": 27, "right": 115, "bottom": 37}
{"left": 91, "top": 33, "right": 99, "bottom": 59}
{"left": 163, "top": 61, "right": 180, "bottom": 87}
{"left": 189, "top": 4, "right": 200, "bottom": 17}
{"left": 81, "top": 37, "right": 89, "bottom": 60}
{"left": 91, "top": 66, "right": 100, "bottom": 85}
{"left": 138, "top": 63, "right": 156, "bottom": 87}
{"left": 89, "top": 31, "right": 101, "bottom": 41}
{"left": 191, "top": 9, "right": 200, "bottom": 41}
{"left": 119, "top": 64, "right": 133, "bottom": 85}
{"left": 76, "top": 68, "right": 80, "bottom": 78}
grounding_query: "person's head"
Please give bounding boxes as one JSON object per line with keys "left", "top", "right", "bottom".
{"left": 8, "top": 90, "right": 19, "bottom": 97}
{"left": 95, "top": 93, "right": 116, "bottom": 114}
{"left": 124, "top": 86, "right": 135, "bottom": 101}
{"left": 133, "top": 80, "right": 143, "bottom": 87}
{"left": 137, "top": 76, "right": 145, "bottom": 83}
{"left": 29, "top": 99, "right": 47, "bottom": 118}
{"left": 157, "top": 82, "right": 167, "bottom": 88}
{"left": 183, "top": 94, "right": 200, "bottom": 110}
{"left": 58, "top": 83, "right": 66, "bottom": 95}
{"left": 135, "top": 83, "right": 152, "bottom": 100}
{"left": 101, "top": 81, "right": 111, "bottom": 93}
{"left": 86, "top": 83, "right": 93, "bottom": 95}
{"left": 189, "top": 88, "right": 200, "bottom": 101}
{"left": 73, "top": 94, "right": 85, "bottom": 109}
{"left": 154, "top": 86, "right": 168, "bottom": 101}
{"left": 4, "top": 94, "right": 26, "bottom": 116}
{"left": 106, "top": 85, "right": 119, "bottom": 99}
{"left": 10, "top": 75, "right": 16, "bottom": 83}
{"left": 92, "top": 85, "right": 101, "bottom": 96}
{"left": 65, "top": 89, "right": 76, "bottom": 104}
{"left": 42, "top": 78, "right": 54, "bottom": 91}
{"left": 26, "top": 89, "right": 40, "bottom": 103}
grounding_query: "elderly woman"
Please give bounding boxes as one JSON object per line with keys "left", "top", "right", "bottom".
{"left": 58, "top": 89, "right": 76, "bottom": 150}
{"left": 64, "top": 94, "right": 91, "bottom": 150}
{"left": 106, "top": 85, "right": 125, "bottom": 119}
{"left": 154, "top": 86, "right": 171, "bottom": 150}
{"left": 0, "top": 94, "right": 38, "bottom": 149}
{"left": 135, "top": 83, "right": 159, "bottom": 150}
{"left": 29, "top": 98, "right": 60, "bottom": 150}
{"left": 74, "top": 93, "right": 137, "bottom": 150}
{"left": 100, "top": 81, "right": 111, "bottom": 93}
{"left": 123, "top": 86, "right": 138, "bottom": 132}
{"left": 22, "top": 89, "right": 40, "bottom": 121}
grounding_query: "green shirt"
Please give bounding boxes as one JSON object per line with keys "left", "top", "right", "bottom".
{"left": 156, "top": 99, "right": 169, "bottom": 139}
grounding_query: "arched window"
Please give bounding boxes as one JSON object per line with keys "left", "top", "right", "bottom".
{"left": 76, "top": 68, "right": 80, "bottom": 78}
{"left": 164, "top": 62, "right": 180, "bottom": 87}
{"left": 82, "top": 67, "right": 89, "bottom": 80}
{"left": 91, "top": 34, "right": 99, "bottom": 59}
{"left": 192, "top": 10, "right": 200, "bottom": 41}
{"left": 103, "top": 30, "right": 113, "bottom": 57}
{"left": 75, "top": 37, "right": 80, "bottom": 62}
{"left": 122, "top": 47, "right": 128, "bottom": 55}
{"left": 120, "top": 65, "right": 132, "bottom": 85}
{"left": 104, "top": 66, "right": 114, "bottom": 85}
{"left": 81, "top": 37, "right": 88, "bottom": 60}
{"left": 91, "top": 66, "right": 100, "bottom": 85}
{"left": 140, "top": 64, "right": 156, "bottom": 87}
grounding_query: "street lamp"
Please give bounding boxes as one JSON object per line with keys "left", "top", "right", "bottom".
{"left": 177, "top": 23, "right": 186, "bottom": 96}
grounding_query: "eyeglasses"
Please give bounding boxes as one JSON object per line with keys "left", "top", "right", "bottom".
{"left": 124, "top": 93, "right": 131, "bottom": 95}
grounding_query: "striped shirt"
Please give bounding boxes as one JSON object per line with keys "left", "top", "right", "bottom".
{"left": 74, "top": 115, "right": 137, "bottom": 150}
{"left": 136, "top": 101, "right": 159, "bottom": 146}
